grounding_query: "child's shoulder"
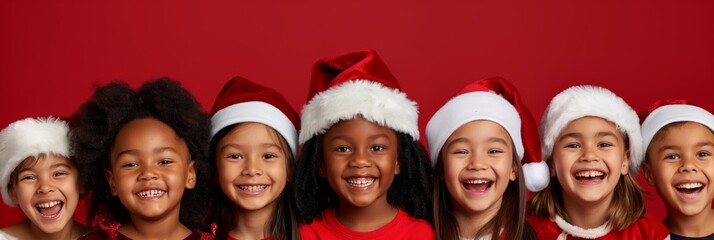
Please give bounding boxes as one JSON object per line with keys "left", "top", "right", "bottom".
{"left": 391, "top": 208, "right": 434, "bottom": 239}
{"left": 298, "top": 208, "right": 434, "bottom": 240}
{"left": 526, "top": 215, "right": 561, "bottom": 240}
{"left": 615, "top": 213, "right": 669, "bottom": 239}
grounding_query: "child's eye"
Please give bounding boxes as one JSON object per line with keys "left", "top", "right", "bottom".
{"left": 598, "top": 142, "right": 613, "bottom": 148}
{"left": 370, "top": 145, "right": 385, "bottom": 151}
{"left": 697, "top": 151, "right": 711, "bottom": 158}
{"left": 20, "top": 175, "right": 36, "bottom": 181}
{"left": 227, "top": 153, "right": 243, "bottom": 160}
{"left": 53, "top": 171, "right": 69, "bottom": 177}
{"left": 452, "top": 150, "right": 468, "bottom": 155}
{"left": 664, "top": 154, "right": 680, "bottom": 160}
{"left": 159, "top": 159, "right": 173, "bottom": 165}
{"left": 335, "top": 146, "right": 351, "bottom": 152}
{"left": 488, "top": 149, "right": 504, "bottom": 154}
{"left": 564, "top": 143, "right": 581, "bottom": 149}
{"left": 263, "top": 153, "right": 277, "bottom": 159}
{"left": 121, "top": 162, "right": 138, "bottom": 168}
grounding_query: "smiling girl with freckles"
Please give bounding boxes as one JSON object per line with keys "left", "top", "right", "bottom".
{"left": 0, "top": 117, "right": 91, "bottom": 240}
{"left": 528, "top": 85, "right": 669, "bottom": 240}
{"left": 640, "top": 100, "right": 714, "bottom": 239}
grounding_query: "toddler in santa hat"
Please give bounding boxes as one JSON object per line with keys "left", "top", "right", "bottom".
{"left": 0, "top": 117, "right": 91, "bottom": 239}
{"left": 640, "top": 100, "right": 714, "bottom": 240}
{"left": 294, "top": 50, "right": 434, "bottom": 239}
{"left": 528, "top": 85, "right": 670, "bottom": 240}
{"left": 207, "top": 76, "right": 300, "bottom": 240}
{"left": 426, "top": 77, "right": 542, "bottom": 240}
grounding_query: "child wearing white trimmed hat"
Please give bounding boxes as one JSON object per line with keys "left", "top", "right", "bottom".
{"left": 426, "top": 77, "right": 542, "bottom": 240}
{"left": 528, "top": 85, "right": 670, "bottom": 240}
{"left": 640, "top": 100, "right": 714, "bottom": 240}
{"left": 0, "top": 117, "right": 90, "bottom": 240}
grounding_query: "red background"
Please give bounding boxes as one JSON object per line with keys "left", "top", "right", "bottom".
{"left": 1, "top": 1, "right": 713, "bottom": 227}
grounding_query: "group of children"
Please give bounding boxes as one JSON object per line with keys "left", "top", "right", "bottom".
{"left": 0, "top": 49, "right": 712, "bottom": 240}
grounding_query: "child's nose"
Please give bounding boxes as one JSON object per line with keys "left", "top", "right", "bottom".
{"left": 678, "top": 156, "right": 699, "bottom": 173}
{"left": 37, "top": 179, "right": 56, "bottom": 194}
{"left": 241, "top": 159, "right": 263, "bottom": 176}
{"left": 138, "top": 165, "right": 160, "bottom": 181}
{"left": 466, "top": 153, "right": 489, "bottom": 170}
{"left": 348, "top": 149, "right": 372, "bottom": 168}
{"left": 578, "top": 145, "right": 600, "bottom": 162}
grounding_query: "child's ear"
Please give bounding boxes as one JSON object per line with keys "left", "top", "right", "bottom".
{"left": 393, "top": 156, "right": 401, "bottom": 175}
{"left": 621, "top": 150, "right": 630, "bottom": 176}
{"left": 641, "top": 161, "right": 655, "bottom": 185}
{"left": 318, "top": 163, "right": 326, "bottom": 177}
{"left": 548, "top": 158, "right": 557, "bottom": 177}
{"left": 185, "top": 160, "right": 197, "bottom": 189}
{"left": 104, "top": 169, "right": 117, "bottom": 196}
{"left": 510, "top": 163, "right": 518, "bottom": 181}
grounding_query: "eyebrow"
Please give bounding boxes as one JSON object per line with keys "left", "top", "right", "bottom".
{"left": 327, "top": 133, "right": 391, "bottom": 142}
{"left": 558, "top": 131, "right": 618, "bottom": 141}
{"left": 50, "top": 163, "right": 72, "bottom": 169}
{"left": 696, "top": 141, "right": 714, "bottom": 148}
{"left": 445, "top": 137, "right": 508, "bottom": 148}
{"left": 116, "top": 147, "right": 180, "bottom": 158}
{"left": 220, "top": 143, "right": 283, "bottom": 152}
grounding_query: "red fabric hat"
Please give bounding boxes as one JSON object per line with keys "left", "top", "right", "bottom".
{"left": 426, "top": 77, "right": 548, "bottom": 192}
{"left": 299, "top": 49, "right": 419, "bottom": 144}
{"left": 640, "top": 99, "right": 714, "bottom": 157}
{"left": 210, "top": 76, "right": 300, "bottom": 157}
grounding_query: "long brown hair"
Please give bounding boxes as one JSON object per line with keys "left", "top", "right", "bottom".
{"left": 529, "top": 132, "right": 645, "bottom": 230}
{"left": 433, "top": 145, "right": 536, "bottom": 240}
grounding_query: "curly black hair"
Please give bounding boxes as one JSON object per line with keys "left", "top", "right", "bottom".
{"left": 69, "top": 78, "right": 212, "bottom": 230}
{"left": 294, "top": 132, "right": 433, "bottom": 223}
{"left": 207, "top": 124, "right": 299, "bottom": 240}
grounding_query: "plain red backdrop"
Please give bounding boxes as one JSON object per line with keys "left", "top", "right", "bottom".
{"left": 1, "top": 1, "right": 713, "bottom": 228}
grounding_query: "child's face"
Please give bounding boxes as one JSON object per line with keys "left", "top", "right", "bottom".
{"left": 552, "top": 117, "right": 629, "bottom": 205}
{"left": 441, "top": 120, "right": 516, "bottom": 215}
{"left": 215, "top": 123, "right": 288, "bottom": 212}
{"left": 106, "top": 118, "right": 196, "bottom": 221}
{"left": 9, "top": 154, "right": 80, "bottom": 234}
{"left": 644, "top": 122, "right": 714, "bottom": 217}
{"left": 321, "top": 117, "right": 400, "bottom": 208}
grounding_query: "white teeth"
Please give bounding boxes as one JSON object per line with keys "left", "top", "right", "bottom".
{"left": 137, "top": 189, "right": 166, "bottom": 198}
{"left": 575, "top": 170, "right": 605, "bottom": 178}
{"left": 464, "top": 179, "right": 490, "bottom": 184}
{"left": 238, "top": 185, "right": 268, "bottom": 191}
{"left": 347, "top": 177, "right": 375, "bottom": 187}
{"left": 35, "top": 200, "right": 61, "bottom": 208}
{"left": 676, "top": 183, "right": 704, "bottom": 189}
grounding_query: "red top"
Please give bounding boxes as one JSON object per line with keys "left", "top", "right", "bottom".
{"left": 299, "top": 208, "right": 434, "bottom": 240}
{"left": 527, "top": 213, "right": 670, "bottom": 240}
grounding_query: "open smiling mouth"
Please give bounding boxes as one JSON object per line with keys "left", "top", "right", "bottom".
{"left": 574, "top": 170, "right": 606, "bottom": 181}
{"left": 346, "top": 177, "right": 375, "bottom": 188}
{"left": 675, "top": 182, "right": 704, "bottom": 194}
{"left": 136, "top": 189, "right": 166, "bottom": 198}
{"left": 36, "top": 200, "right": 63, "bottom": 218}
{"left": 237, "top": 185, "right": 269, "bottom": 192}
{"left": 462, "top": 179, "right": 493, "bottom": 192}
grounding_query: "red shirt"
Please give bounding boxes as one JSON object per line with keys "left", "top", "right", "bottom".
{"left": 299, "top": 208, "right": 434, "bottom": 240}
{"left": 527, "top": 213, "right": 670, "bottom": 240}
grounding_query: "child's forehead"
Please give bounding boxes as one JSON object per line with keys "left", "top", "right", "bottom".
{"left": 656, "top": 121, "right": 714, "bottom": 140}
{"left": 560, "top": 116, "right": 623, "bottom": 136}
{"left": 16, "top": 154, "right": 73, "bottom": 172}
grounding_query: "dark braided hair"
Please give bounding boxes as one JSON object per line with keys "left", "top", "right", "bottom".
{"left": 294, "top": 132, "right": 433, "bottom": 223}
{"left": 70, "top": 78, "right": 212, "bottom": 230}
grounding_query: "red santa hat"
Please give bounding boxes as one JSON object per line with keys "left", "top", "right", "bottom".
{"left": 0, "top": 117, "right": 70, "bottom": 206}
{"left": 540, "top": 85, "right": 643, "bottom": 174}
{"left": 210, "top": 76, "right": 301, "bottom": 157}
{"left": 640, "top": 99, "right": 714, "bottom": 154}
{"left": 426, "top": 77, "right": 549, "bottom": 192}
{"left": 299, "top": 49, "right": 419, "bottom": 144}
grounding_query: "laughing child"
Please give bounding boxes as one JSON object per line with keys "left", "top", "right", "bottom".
{"left": 640, "top": 100, "right": 714, "bottom": 239}
{"left": 0, "top": 117, "right": 91, "bottom": 240}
